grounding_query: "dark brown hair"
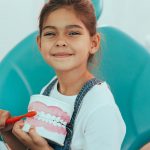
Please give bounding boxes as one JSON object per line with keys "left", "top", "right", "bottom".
{"left": 39, "top": 0, "right": 96, "bottom": 37}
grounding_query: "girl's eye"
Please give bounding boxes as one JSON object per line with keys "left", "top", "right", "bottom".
{"left": 44, "top": 32, "right": 56, "bottom": 37}
{"left": 68, "top": 32, "right": 80, "bottom": 36}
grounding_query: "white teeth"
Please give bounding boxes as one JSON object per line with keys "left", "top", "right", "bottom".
{"left": 42, "top": 118, "right": 46, "bottom": 122}
{"left": 60, "top": 119, "right": 63, "bottom": 123}
{"left": 45, "top": 114, "right": 50, "bottom": 120}
{"left": 47, "top": 114, "right": 51, "bottom": 118}
{"left": 53, "top": 121, "right": 57, "bottom": 126}
{"left": 56, "top": 117, "right": 60, "bottom": 122}
{"left": 40, "top": 111, "right": 45, "bottom": 117}
{"left": 57, "top": 123, "right": 61, "bottom": 127}
{"left": 51, "top": 115, "right": 56, "bottom": 121}
{"left": 48, "top": 119, "right": 52, "bottom": 124}
{"left": 33, "top": 111, "right": 67, "bottom": 127}
{"left": 63, "top": 120, "right": 67, "bottom": 126}
{"left": 45, "top": 119, "right": 49, "bottom": 123}
{"left": 37, "top": 116, "right": 41, "bottom": 120}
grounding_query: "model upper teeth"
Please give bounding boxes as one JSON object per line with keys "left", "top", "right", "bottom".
{"left": 34, "top": 111, "right": 67, "bottom": 127}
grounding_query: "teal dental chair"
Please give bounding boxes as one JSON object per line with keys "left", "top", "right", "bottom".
{"left": 1, "top": 0, "right": 150, "bottom": 150}
{"left": 96, "top": 27, "right": 150, "bottom": 150}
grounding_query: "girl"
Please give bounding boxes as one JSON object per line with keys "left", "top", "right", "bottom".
{"left": 0, "top": 0, "right": 126, "bottom": 150}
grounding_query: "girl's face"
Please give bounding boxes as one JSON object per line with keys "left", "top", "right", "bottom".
{"left": 37, "top": 7, "right": 100, "bottom": 72}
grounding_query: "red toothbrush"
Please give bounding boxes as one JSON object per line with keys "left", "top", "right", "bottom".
{"left": 6, "top": 111, "right": 37, "bottom": 125}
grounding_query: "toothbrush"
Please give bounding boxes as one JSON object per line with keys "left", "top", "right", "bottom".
{"left": 6, "top": 111, "right": 37, "bottom": 125}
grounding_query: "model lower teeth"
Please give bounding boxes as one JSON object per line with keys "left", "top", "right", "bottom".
{"left": 34, "top": 111, "right": 67, "bottom": 127}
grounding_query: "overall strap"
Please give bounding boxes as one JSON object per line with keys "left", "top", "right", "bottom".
{"left": 63, "top": 78, "right": 102, "bottom": 150}
{"left": 42, "top": 77, "right": 58, "bottom": 96}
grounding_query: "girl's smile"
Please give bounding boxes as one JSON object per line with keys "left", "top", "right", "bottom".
{"left": 51, "top": 52, "right": 74, "bottom": 58}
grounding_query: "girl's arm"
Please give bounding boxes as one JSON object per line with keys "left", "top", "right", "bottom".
{"left": 1, "top": 130, "right": 26, "bottom": 150}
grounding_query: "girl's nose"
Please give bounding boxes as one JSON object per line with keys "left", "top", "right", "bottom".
{"left": 55, "top": 40, "right": 67, "bottom": 47}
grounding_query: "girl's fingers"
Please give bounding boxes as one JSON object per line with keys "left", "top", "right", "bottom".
{"left": 13, "top": 122, "right": 49, "bottom": 149}
{"left": 12, "top": 120, "right": 32, "bottom": 146}
{"left": 0, "top": 111, "right": 10, "bottom": 129}
{"left": 28, "top": 127, "right": 48, "bottom": 146}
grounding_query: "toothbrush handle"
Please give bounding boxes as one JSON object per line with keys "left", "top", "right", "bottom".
{"left": 6, "top": 115, "right": 25, "bottom": 125}
{"left": 5, "top": 111, "right": 36, "bottom": 125}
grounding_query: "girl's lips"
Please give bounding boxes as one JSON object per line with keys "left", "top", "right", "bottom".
{"left": 52, "top": 53, "right": 74, "bottom": 58}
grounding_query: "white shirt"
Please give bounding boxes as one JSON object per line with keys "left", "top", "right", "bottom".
{"left": 40, "top": 77, "right": 126, "bottom": 150}
{"left": 0, "top": 141, "right": 9, "bottom": 150}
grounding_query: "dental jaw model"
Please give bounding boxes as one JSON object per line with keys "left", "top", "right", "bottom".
{"left": 22, "top": 95, "right": 74, "bottom": 146}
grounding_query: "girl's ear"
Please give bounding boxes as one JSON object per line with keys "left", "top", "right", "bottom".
{"left": 36, "top": 35, "right": 42, "bottom": 51}
{"left": 90, "top": 33, "right": 100, "bottom": 54}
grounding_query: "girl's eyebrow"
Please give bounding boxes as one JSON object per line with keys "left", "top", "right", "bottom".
{"left": 42, "top": 25, "right": 83, "bottom": 31}
{"left": 42, "top": 26, "right": 56, "bottom": 31}
{"left": 66, "top": 25, "right": 83, "bottom": 29}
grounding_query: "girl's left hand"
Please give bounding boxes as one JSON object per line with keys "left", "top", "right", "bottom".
{"left": 12, "top": 120, "right": 54, "bottom": 150}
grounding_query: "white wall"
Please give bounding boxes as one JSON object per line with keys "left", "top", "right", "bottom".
{"left": 0, "top": 0, "right": 45, "bottom": 61}
{"left": 98, "top": 0, "right": 150, "bottom": 51}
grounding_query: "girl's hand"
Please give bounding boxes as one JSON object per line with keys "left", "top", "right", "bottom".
{"left": 0, "top": 110, "right": 13, "bottom": 134}
{"left": 12, "top": 120, "right": 54, "bottom": 150}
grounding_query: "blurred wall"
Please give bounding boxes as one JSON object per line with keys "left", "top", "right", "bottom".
{"left": 0, "top": 0, "right": 44, "bottom": 61}
{"left": 99, "top": 0, "right": 150, "bottom": 51}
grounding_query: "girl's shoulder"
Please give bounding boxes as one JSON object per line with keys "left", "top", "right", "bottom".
{"left": 84, "top": 81, "right": 116, "bottom": 107}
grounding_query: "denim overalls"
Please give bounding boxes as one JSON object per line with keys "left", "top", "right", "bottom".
{"left": 42, "top": 77, "right": 101, "bottom": 150}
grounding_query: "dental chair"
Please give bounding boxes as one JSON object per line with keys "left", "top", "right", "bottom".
{"left": 1, "top": 0, "right": 150, "bottom": 149}
{"left": 96, "top": 26, "right": 150, "bottom": 150}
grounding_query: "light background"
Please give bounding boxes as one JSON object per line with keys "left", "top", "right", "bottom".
{"left": 0, "top": 0, "right": 150, "bottom": 61}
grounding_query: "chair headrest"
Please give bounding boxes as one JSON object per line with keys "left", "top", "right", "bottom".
{"left": 92, "top": 0, "right": 103, "bottom": 20}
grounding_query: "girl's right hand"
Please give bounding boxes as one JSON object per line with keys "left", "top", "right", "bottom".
{"left": 0, "top": 110, "right": 13, "bottom": 135}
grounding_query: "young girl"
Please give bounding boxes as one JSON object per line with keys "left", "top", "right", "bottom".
{"left": 0, "top": 0, "right": 126, "bottom": 150}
